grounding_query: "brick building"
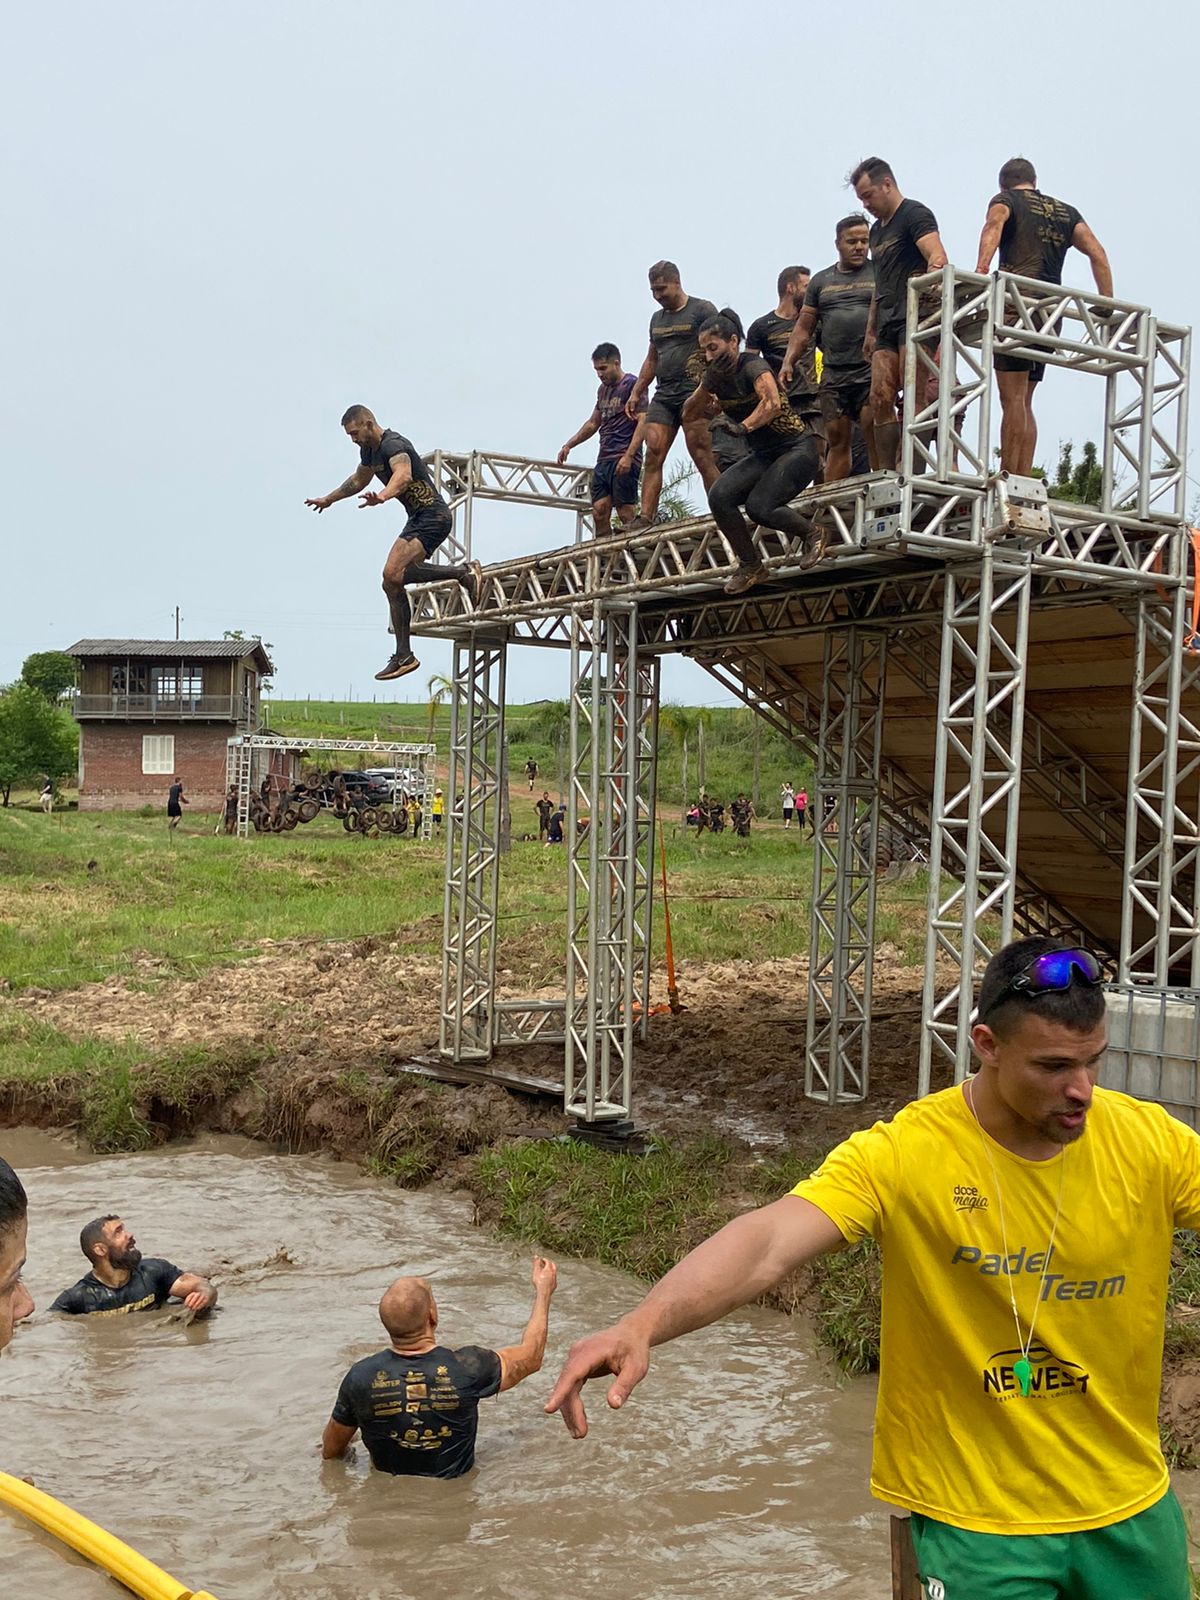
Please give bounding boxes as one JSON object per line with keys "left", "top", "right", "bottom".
{"left": 67, "top": 639, "right": 273, "bottom": 811}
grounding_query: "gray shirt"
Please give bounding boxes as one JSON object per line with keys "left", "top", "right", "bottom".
{"left": 649, "top": 296, "right": 717, "bottom": 395}
{"left": 804, "top": 261, "right": 876, "bottom": 370}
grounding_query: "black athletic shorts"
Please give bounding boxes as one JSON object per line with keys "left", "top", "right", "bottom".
{"left": 820, "top": 371, "right": 872, "bottom": 424}
{"left": 591, "top": 457, "right": 641, "bottom": 507}
{"left": 405, "top": 503, "right": 453, "bottom": 557}
{"left": 875, "top": 309, "right": 908, "bottom": 353}
{"left": 645, "top": 387, "right": 693, "bottom": 429}
{"left": 994, "top": 352, "right": 1046, "bottom": 383}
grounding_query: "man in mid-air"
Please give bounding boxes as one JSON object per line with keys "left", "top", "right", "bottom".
{"left": 558, "top": 343, "right": 648, "bottom": 537}
{"left": 782, "top": 216, "right": 877, "bottom": 483}
{"left": 850, "top": 158, "right": 948, "bottom": 471}
{"left": 51, "top": 1215, "right": 217, "bottom": 1317}
{"left": 306, "top": 406, "right": 482, "bottom": 683}
{"left": 975, "top": 157, "right": 1113, "bottom": 475}
{"left": 624, "top": 262, "right": 720, "bottom": 527}
{"left": 322, "top": 1256, "right": 557, "bottom": 1478}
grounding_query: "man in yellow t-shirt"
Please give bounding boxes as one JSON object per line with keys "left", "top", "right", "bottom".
{"left": 547, "top": 936, "right": 1196, "bottom": 1599}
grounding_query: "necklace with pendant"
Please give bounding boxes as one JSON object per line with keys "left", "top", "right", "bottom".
{"left": 965, "top": 1077, "right": 1066, "bottom": 1398}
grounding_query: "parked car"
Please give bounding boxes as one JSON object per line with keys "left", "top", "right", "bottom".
{"left": 363, "top": 767, "right": 423, "bottom": 798}
{"left": 317, "top": 770, "right": 391, "bottom": 807}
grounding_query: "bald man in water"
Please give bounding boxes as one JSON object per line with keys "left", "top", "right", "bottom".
{"left": 321, "top": 1256, "right": 558, "bottom": 1478}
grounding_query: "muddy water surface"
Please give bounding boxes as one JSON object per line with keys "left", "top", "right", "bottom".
{"left": 0, "top": 1131, "right": 893, "bottom": 1599}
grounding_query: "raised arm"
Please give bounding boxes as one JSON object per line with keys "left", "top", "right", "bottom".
{"left": 780, "top": 305, "right": 819, "bottom": 388}
{"left": 975, "top": 200, "right": 1010, "bottom": 274}
{"left": 306, "top": 462, "right": 373, "bottom": 513}
{"left": 739, "top": 370, "right": 783, "bottom": 435}
{"left": 627, "top": 342, "right": 657, "bottom": 418}
{"left": 558, "top": 408, "right": 602, "bottom": 465}
{"left": 169, "top": 1271, "right": 217, "bottom": 1315}
{"left": 359, "top": 451, "right": 413, "bottom": 509}
{"left": 1072, "top": 220, "right": 1113, "bottom": 299}
{"left": 545, "top": 1194, "right": 844, "bottom": 1437}
{"left": 496, "top": 1255, "right": 557, "bottom": 1391}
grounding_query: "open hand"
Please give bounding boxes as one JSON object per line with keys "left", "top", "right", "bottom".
{"left": 544, "top": 1320, "right": 650, "bottom": 1438}
{"left": 305, "top": 496, "right": 333, "bottom": 513}
{"left": 358, "top": 491, "right": 385, "bottom": 508}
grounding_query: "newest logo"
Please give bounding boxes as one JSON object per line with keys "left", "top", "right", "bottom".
{"left": 982, "top": 1342, "right": 1091, "bottom": 1399}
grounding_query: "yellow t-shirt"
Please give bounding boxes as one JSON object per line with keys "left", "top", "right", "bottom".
{"left": 792, "top": 1083, "right": 1200, "bottom": 1534}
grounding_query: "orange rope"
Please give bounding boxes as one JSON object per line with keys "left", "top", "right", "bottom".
{"left": 658, "top": 825, "right": 684, "bottom": 1013}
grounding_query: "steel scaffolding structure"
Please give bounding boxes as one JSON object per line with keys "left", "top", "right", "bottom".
{"left": 415, "top": 265, "right": 1194, "bottom": 1122}
{"left": 226, "top": 733, "right": 435, "bottom": 840}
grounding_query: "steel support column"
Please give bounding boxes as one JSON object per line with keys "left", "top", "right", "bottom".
{"left": 565, "top": 602, "right": 658, "bottom": 1124}
{"left": 440, "top": 633, "right": 507, "bottom": 1062}
{"left": 919, "top": 550, "right": 1033, "bottom": 1091}
{"left": 1120, "top": 584, "right": 1200, "bottom": 985}
{"left": 805, "top": 628, "right": 887, "bottom": 1103}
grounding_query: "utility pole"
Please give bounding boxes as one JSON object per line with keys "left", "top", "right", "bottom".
{"left": 174, "top": 606, "right": 181, "bottom": 640}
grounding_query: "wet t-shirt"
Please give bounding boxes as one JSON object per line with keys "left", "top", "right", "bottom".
{"left": 167, "top": 784, "right": 183, "bottom": 810}
{"left": 360, "top": 428, "right": 447, "bottom": 519}
{"left": 596, "top": 373, "right": 645, "bottom": 462}
{"left": 332, "top": 1344, "right": 502, "bottom": 1478}
{"left": 869, "top": 198, "right": 939, "bottom": 321}
{"left": 805, "top": 261, "right": 876, "bottom": 372}
{"left": 992, "top": 188, "right": 1083, "bottom": 285}
{"left": 649, "top": 296, "right": 717, "bottom": 395}
{"left": 51, "top": 1258, "right": 182, "bottom": 1317}
{"left": 700, "top": 353, "right": 805, "bottom": 460}
{"left": 746, "top": 311, "right": 818, "bottom": 407}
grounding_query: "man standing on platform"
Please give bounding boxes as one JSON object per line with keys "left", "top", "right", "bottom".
{"left": 782, "top": 216, "right": 877, "bottom": 483}
{"left": 625, "top": 263, "right": 720, "bottom": 527}
{"left": 306, "top": 406, "right": 483, "bottom": 683}
{"left": 850, "top": 159, "right": 948, "bottom": 471}
{"left": 558, "top": 344, "right": 648, "bottom": 537}
{"left": 975, "top": 157, "right": 1113, "bottom": 476}
{"left": 548, "top": 937, "right": 1195, "bottom": 1600}
{"left": 747, "top": 267, "right": 824, "bottom": 466}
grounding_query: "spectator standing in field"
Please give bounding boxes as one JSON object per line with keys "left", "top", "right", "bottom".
{"left": 39, "top": 777, "right": 54, "bottom": 814}
{"left": 432, "top": 788, "right": 444, "bottom": 830}
{"left": 795, "top": 787, "right": 808, "bottom": 832}
{"left": 408, "top": 794, "right": 423, "bottom": 839}
{"left": 781, "top": 781, "right": 795, "bottom": 828}
{"left": 166, "top": 776, "right": 187, "bottom": 831}
{"left": 731, "top": 794, "right": 756, "bottom": 838}
{"left": 525, "top": 758, "right": 539, "bottom": 792}
{"left": 536, "top": 791, "right": 554, "bottom": 843}
{"left": 223, "top": 785, "right": 239, "bottom": 835}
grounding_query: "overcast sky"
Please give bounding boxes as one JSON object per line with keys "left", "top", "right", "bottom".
{"left": 4, "top": 0, "right": 1195, "bottom": 706}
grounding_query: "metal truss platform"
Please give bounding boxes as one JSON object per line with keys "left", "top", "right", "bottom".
{"left": 414, "top": 267, "right": 1197, "bottom": 1122}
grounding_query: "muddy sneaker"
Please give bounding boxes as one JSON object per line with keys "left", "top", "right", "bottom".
{"left": 723, "top": 562, "right": 765, "bottom": 596}
{"left": 627, "top": 514, "right": 652, "bottom": 532}
{"left": 462, "top": 559, "right": 484, "bottom": 608}
{"left": 375, "top": 652, "right": 420, "bottom": 682}
{"left": 798, "top": 522, "right": 825, "bottom": 571}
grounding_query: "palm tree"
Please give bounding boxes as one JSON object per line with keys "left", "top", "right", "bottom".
{"left": 658, "top": 461, "right": 699, "bottom": 522}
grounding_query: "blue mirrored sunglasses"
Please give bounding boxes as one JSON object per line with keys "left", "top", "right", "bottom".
{"left": 981, "top": 947, "right": 1104, "bottom": 1020}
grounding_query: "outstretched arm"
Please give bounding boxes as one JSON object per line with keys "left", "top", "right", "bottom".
{"left": 496, "top": 1255, "right": 558, "bottom": 1391}
{"left": 975, "top": 200, "right": 1010, "bottom": 273}
{"left": 306, "top": 462, "right": 372, "bottom": 513}
{"left": 545, "top": 1194, "right": 844, "bottom": 1437}
{"left": 559, "top": 408, "right": 602, "bottom": 464}
{"left": 1072, "top": 221, "right": 1113, "bottom": 299}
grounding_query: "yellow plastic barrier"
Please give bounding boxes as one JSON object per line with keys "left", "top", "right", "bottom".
{"left": 0, "top": 1472, "right": 220, "bottom": 1600}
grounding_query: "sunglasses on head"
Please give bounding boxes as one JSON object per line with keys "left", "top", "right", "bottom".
{"left": 980, "top": 947, "right": 1105, "bottom": 1021}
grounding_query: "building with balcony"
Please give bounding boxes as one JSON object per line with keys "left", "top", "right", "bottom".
{"left": 67, "top": 639, "right": 273, "bottom": 810}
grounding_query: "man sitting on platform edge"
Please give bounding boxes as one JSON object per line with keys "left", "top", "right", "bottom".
{"left": 322, "top": 1255, "right": 557, "bottom": 1477}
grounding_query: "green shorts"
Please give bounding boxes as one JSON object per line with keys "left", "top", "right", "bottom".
{"left": 909, "top": 1489, "right": 1189, "bottom": 1600}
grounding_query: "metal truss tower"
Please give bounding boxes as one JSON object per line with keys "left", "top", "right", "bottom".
{"left": 414, "top": 267, "right": 1194, "bottom": 1124}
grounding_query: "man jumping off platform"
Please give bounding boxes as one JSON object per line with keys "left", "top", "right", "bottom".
{"left": 975, "top": 157, "right": 1113, "bottom": 476}
{"left": 306, "top": 405, "right": 482, "bottom": 682}
{"left": 558, "top": 343, "right": 648, "bottom": 537}
{"left": 625, "top": 262, "right": 720, "bottom": 528}
{"left": 851, "top": 158, "right": 948, "bottom": 471}
{"left": 684, "top": 309, "right": 822, "bottom": 597}
{"left": 782, "top": 216, "right": 877, "bottom": 484}
{"left": 548, "top": 936, "right": 1196, "bottom": 1599}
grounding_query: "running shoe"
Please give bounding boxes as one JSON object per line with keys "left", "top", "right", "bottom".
{"left": 375, "top": 653, "right": 420, "bottom": 681}
{"left": 463, "top": 560, "right": 484, "bottom": 607}
{"left": 723, "top": 562, "right": 765, "bottom": 596}
{"left": 798, "top": 522, "right": 825, "bottom": 571}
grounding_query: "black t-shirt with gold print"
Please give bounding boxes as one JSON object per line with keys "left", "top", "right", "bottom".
{"left": 992, "top": 188, "right": 1083, "bottom": 285}
{"left": 360, "top": 428, "right": 448, "bottom": 520}
{"left": 701, "top": 353, "right": 806, "bottom": 461}
{"left": 332, "top": 1343, "right": 502, "bottom": 1478}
